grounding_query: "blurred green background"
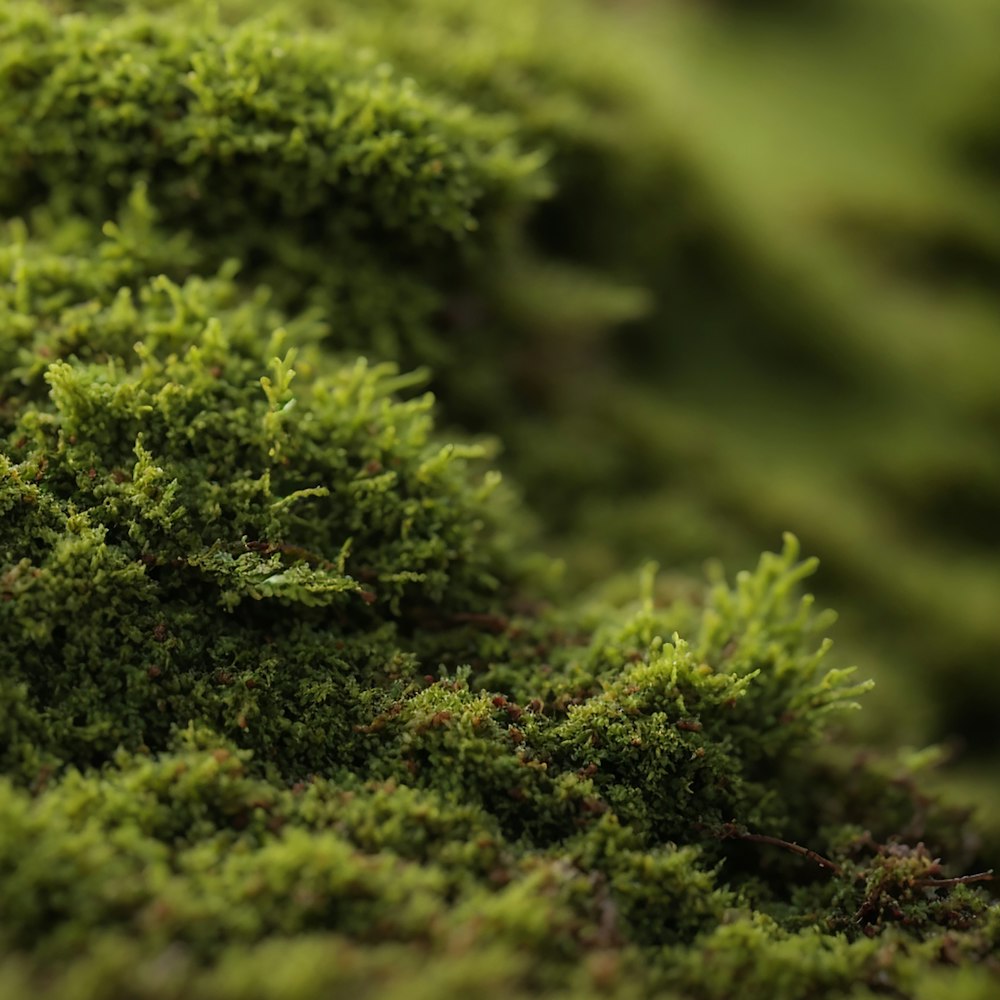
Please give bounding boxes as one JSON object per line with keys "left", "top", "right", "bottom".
{"left": 518, "top": 0, "right": 1000, "bottom": 758}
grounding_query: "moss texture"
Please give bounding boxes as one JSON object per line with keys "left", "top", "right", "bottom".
{"left": 0, "top": 1, "right": 997, "bottom": 998}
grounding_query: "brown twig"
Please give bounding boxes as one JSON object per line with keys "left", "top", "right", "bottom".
{"left": 719, "top": 825, "right": 994, "bottom": 889}
{"left": 916, "top": 871, "right": 993, "bottom": 889}
{"left": 719, "top": 824, "right": 843, "bottom": 876}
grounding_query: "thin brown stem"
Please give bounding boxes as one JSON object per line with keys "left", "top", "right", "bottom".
{"left": 916, "top": 871, "right": 993, "bottom": 888}
{"left": 719, "top": 825, "right": 844, "bottom": 876}
{"left": 719, "top": 824, "right": 994, "bottom": 889}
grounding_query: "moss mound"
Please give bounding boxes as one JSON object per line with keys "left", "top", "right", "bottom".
{"left": 0, "top": 1, "right": 997, "bottom": 998}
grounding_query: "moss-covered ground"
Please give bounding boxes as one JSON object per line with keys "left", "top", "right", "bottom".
{"left": 1, "top": 1, "right": 997, "bottom": 997}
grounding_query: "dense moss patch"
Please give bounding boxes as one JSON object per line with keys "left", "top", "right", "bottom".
{"left": 0, "top": 1, "right": 997, "bottom": 998}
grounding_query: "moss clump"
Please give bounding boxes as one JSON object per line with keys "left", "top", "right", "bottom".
{"left": 0, "top": 1, "right": 997, "bottom": 998}
{"left": 0, "top": 0, "right": 550, "bottom": 366}
{"left": 1, "top": 203, "right": 532, "bottom": 781}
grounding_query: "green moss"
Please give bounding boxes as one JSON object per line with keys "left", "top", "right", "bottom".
{"left": 1, "top": 206, "right": 536, "bottom": 781}
{"left": 0, "top": 0, "right": 550, "bottom": 365}
{"left": 0, "top": 1, "right": 997, "bottom": 998}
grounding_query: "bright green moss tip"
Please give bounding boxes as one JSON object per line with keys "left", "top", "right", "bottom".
{"left": 0, "top": 1, "right": 997, "bottom": 999}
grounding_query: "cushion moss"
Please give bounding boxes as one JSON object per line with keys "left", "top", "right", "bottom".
{"left": 0, "top": 1, "right": 996, "bottom": 998}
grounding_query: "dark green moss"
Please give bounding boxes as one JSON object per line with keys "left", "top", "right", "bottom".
{"left": 0, "top": 1, "right": 997, "bottom": 998}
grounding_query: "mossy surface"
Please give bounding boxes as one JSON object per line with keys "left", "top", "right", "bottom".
{"left": 0, "top": 1, "right": 997, "bottom": 998}
{"left": 6, "top": 0, "right": 1000, "bottom": 753}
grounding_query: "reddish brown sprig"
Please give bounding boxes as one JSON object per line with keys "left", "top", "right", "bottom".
{"left": 718, "top": 823, "right": 843, "bottom": 875}
{"left": 915, "top": 871, "right": 993, "bottom": 889}
{"left": 717, "top": 825, "right": 994, "bottom": 890}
